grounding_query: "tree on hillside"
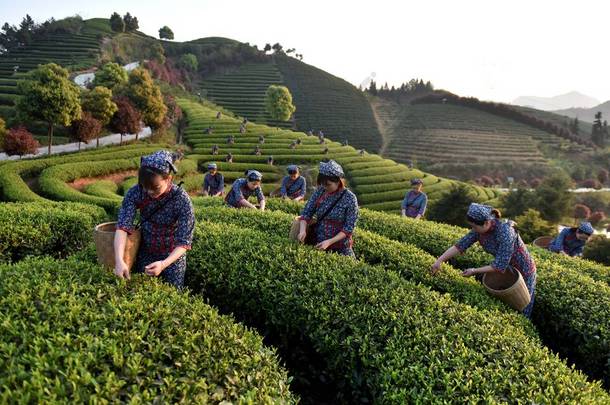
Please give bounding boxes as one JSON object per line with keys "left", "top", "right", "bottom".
{"left": 17, "top": 63, "right": 81, "bottom": 155}
{"left": 92, "top": 62, "right": 128, "bottom": 90}
{"left": 534, "top": 172, "right": 574, "bottom": 223}
{"left": 0, "top": 117, "right": 6, "bottom": 151}
{"left": 81, "top": 86, "right": 117, "bottom": 146}
{"left": 125, "top": 68, "right": 167, "bottom": 132}
{"left": 178, "top": 53, "right": 198, "bottom": 72}
{"left": 368, "top": 80, "right": 378, "bottom": 95}
{"left": 597, "top": 168, "right": 609, "bottom": 185}
{"left": 263, "top": 43, "right": 271, "bottom": 53}
{"left": 501, "top": 187, "right": 536, "bottom": 218}
{"left": 109, "top": 12, "right": 125, "bottom": 33}
{"left": 123, "top": 13, "right": 139, "bottom": 32}
{"left": 159, "top": 25, "right": 174, "bottom": 40}
{"left": 265, "top": 85, "right": 296, "bottom": 121}
{"left": 109, "top": 97, "right": 142, "bottom": 145}
{"left": 3, "top": 126, "right": 39, "bottom": 158}
{"left": 590, "top": 112, "right": 607, "bottom": 147}
{"left": 427, "top": 184, "right": 480, "bottom": 227}
{"left": 514, "top": 209, "right": 555, "bottom": 243}
{"left": 70, "top": 111, "right": 102, "bottom": 151}
{"left": 272, "top": 43, "right": 283, "bottom": 54}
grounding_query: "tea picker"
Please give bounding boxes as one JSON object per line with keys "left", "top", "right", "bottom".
{"left": 548, "top": 221, "right": 594, "bottom": 257}
{"left": 279, "top": 164, "right": 306, "bottom": 201}
{"left": 430, "top": 203, "right": 537, "bottom": 317}
{"left": 112, "top": 150, "right": 195, "bottom": 288}
{"left": 401, "top": 178, "right": 427, "bottom": 219}
{"left": 225, "top": 170, "right": 266, "bottom": 210}
{"left": 202, "top": 162, "right": 224, "bottom": 197}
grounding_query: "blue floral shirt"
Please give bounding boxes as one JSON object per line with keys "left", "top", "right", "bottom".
{"left": 455, "top": 219, "right": 536, "bottom": 277}
{"left": 117, "top": 183, "right": 195, "bottom": 254}
{"left": 299, "top": 186, "right": 359, "bottom": 255}
{"left": 401, "top": 190, "right": 428, "bottom": 217}
{"left": 225, "top": 178, "right": 265, "bottom": 207}
{"left": 280, "top": 175, "right": 306, "bottom": 199}
{"left": 548, "top": 228, "right": 585, "bottom": 257}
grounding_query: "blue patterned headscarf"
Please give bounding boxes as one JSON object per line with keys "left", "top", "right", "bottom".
{"left": 246, "top": 170, "right": 263, "bottom": 181}
{"left": 319, "top": 160, "right": 344, "bottom": 177}
{"left": 578, "top": 221, "right": 594, "bottom": 235}
{"left": 207, "top": 163, "right": 218, "bottom": 170}
{"left": 140, "top": 150, "right": 177, "bottom": 175}
{"left": 410, "top": 178, "right": 423, "bottom": 185}
{"left": 467, "top": 203, "right": 494, "bottom": 223}
{"left": 287, "top": 164, "right": 299, "bottom": 173}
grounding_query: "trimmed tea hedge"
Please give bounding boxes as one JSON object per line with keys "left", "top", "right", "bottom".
{"left": 187, "top": 221, "right": 608, "bottom": 403}
{"left": 0, "top": 257, "right": 296, "bottom": 403}
{"left": 0, "top": 202, "right": 106, "bottom": 262}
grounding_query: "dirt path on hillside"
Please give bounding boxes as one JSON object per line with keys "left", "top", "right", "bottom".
{"left": 369, "top": 96, "right": 394, "bottom": 156}
{"left": 68, "top": 170, "right": 138, "bottom": 191}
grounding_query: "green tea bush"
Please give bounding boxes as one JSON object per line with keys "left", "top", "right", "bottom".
{"left": 187, "top": 221, "right": 608, "bottom": 403}
{"left": 0, "top": 257, "right": 295, "bottom": 403}
{"left": 0, "top": 202, "right": 105, "bottom": 262}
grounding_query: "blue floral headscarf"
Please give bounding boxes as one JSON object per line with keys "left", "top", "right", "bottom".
{"left": 319, "top": 160, "right": 344, "bottom": 177}
{"left": 140, "top": 150, "right": 178, "bottom": 175}
{"left": 467, "top": 203, "right": 494, "bottom": 223}
{"left": 578, "top": 221, "right": 594, "bottom": 235}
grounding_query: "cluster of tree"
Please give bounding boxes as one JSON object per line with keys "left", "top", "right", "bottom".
{"left": 0, "top": 119, "right": 40, "bottom": 157}
{"left": 163, "top": 41, "right": 266, "bottom": 77}
{"left": 412, "top": 92, "right": 597, "bottom": 148}
{"left": 365, "top": 78, "right": 433, "bottom": 99}
{"left": 262, "top": 43, "right": 303, "bottom": 60}
{"left": 265, "top": 85, "right": 296, "bottom": 121}
{"left": 159, "top": 26, "right": 174, "bottom": 40}
{"left": 109, "top": 12, "right": 139, "bottom": 33}
{"left": 1, "top": 62, "right": 179, "bottom": 157}
{"left": 0, "top": 15, "right": 84, "bottom": 53}
{"left": 591, "top": 111, "right": 608, "bottom": 147}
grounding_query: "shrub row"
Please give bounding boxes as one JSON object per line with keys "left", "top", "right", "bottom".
{"left": 0, "top": 202, "right": 105, "bottom": 263}
{"left": 0, "top": 257, "right": 295, "bottom": 403}
{"left": 186, "top": 221, "right": 608, "bottom": 403}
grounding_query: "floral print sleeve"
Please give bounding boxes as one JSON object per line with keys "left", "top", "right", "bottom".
{"left": 255, "top": 185, "right": 265, "bottom": 202}
{"left": 173, "top": 189, "right": 195, "bottom": 250}
{"left": 341, "top": 191, "right": 359, "bottom": 236}
{"left": 300, "top": 187, "right": 324, "bottom": 222}
{"left": 455, "top": 230, "right": 478, "bottom": 253}
{"left": 117, "top": 185, "right": 141, "bottom": 235}
{"left": 548, "top": 228, "right": 569, "bottom": 253}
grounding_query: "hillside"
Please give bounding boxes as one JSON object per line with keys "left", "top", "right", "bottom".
{"left": 371, "top": 95, "right": 599, "bottom": 183}
{"left": 555, "top": 100, "right": 610, "bottom": 123}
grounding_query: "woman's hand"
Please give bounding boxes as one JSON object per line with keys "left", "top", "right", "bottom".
{"left": 297, "top": 230, "right": 307, "bottom": 243}
{"left": 315, "top": 239, "right": 333, "bottom": 250}
{"left": 145, "top": 260, "right": 167, "bottom": 277}
{"left": 430, "top": 259, "right": 442, "bottom": 275}
{"left": 114, "top": 260, "right": 130, "bottom": 280}
{"left": 461, "top": 268, "right": 477, "bottom": 277}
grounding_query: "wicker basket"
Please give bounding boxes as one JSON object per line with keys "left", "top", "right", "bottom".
{"left": 533, "top": 236, "right": 554, "bottom": 249}
{"left": 483, "top": 267, "right": 531, "bottom": 311}
{"left": 93, "top": 222, "right": 141, "bottom": 270}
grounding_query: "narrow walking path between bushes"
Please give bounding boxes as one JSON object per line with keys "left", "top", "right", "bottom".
{"left": 0, "top": 127, "right": 152, "bottom": 161}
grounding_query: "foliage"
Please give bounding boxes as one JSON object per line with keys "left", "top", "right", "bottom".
{"left": 69, "top": 111, "right": 102, "bottom": 149}
{"left": 514, "top": 209, "right": 556, "bottom": 243}
{"left": 0, "top": 257, "right": 296, "bottom": 402}
{"left": 109, "top": 12, "right": 124, "bottom": 33}
{"left": 158, "top": 25, "right": 174, "bottom": 40}
{"left": 92, "top": 62, "right": 128, "bottom": 91}
{"left": 574, "top": 203, "right": 592, "bottom": 221}
{"left": 178, "top": 53, "right": 198, "bottom": 72}
{"left": 125, "top": 68, "right": 167, "bottom": 129}
{"left": 3, "top": 126, "right": 39, "bottom": 157}
{"left": 0, "top": 117, "right": 6, "bottom": 150}
{"left": 109, "top": 96, "right": 142, "bottom": 142}
{"left": 265, "top": 85, "right": 296, "bottom": 121}
{"left": 123, "top": 12, "right": 139, "bottom": 32}
{"left": 427, "top": 183, "right": 480, "bottom": 226}
{"left": 81, "top": 86, "right": 117, "bottom": 126}
{"left": 534, "top": 172, "right": 574, "bottom": 222}
{"left": 584, "top": 236, "right": 610, "bottom": 265}
{"left": 16, "top": 63, "right": 82, "bottom": 154}
{"left": 0, "top": 202, "right": 105, "bottom": 262}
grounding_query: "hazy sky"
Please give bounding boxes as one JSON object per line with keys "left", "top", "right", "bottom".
{"left": 2, "top": 0, "right": 609, "bottom": 103}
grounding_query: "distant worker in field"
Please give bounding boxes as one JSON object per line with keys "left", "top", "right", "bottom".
{"left": 226, "top": 135, "right": 235, "bottom": 144}
{"left": 239, "top": 124, "right": 246, "bottom": 134}
{"left": 204, "top": 126, "right": 213, "bottom": 135}
{"left": 211, "top": 144, "right": 219, "bottom": 155}
{"left": 431, "top": 203, "right": 537, "bottom": 318}
{"left": 296, "top": 139, "right": 302, "bottom": 145}
{"left": 202, "top": 163, "right": 224, "bottom": 197}
{"left": 323, "top": 147, "right": 329, "bottom": 155}
{"left": 259, "top": 135, "right": 265, "bottom": 144}
{"left": 289, "top": 141, "right": 297, "bottom": 150}
{"left": 225, "top": 170, "right": 266, "bottom": 210}
{"left": 216, "top": 111, "right": 222, "bottom": 119}
{"left": 297, "top": 160, "right": 359, "bottom": 257}
{"left": 342, "top": 139, "right": 349, "bottom": 146}
{"left": 548, "top": 222, "right": 593, "bottom": 257}
{"left": 280, "top": 165, "right": 306, "bottom": 201}
{"left": 267, "top": 156, "right": 274, "bottom": 165}
{"left": 243, "top": 117, "right": 248, "bottom": 124}
{"left": 114, "top": 150, "right": 195, "bottom": 288}
{"left": 225, "top": 153, "right": 233, "bottom": 163}
{"left": 401, "top": 179, "right": 427, "bottom": 219}
{"left": 307, "top": 130, "right": 313, "bottom": 136}
{"left": 253, "top": 145, "right": 262, "bottom": 156}
{"left": 359, "top": 149, "right": 365, "bottom": 156}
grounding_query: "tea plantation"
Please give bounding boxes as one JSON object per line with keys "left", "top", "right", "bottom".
{"left": 1, "top": 97, "right": 609, "bottom": 402}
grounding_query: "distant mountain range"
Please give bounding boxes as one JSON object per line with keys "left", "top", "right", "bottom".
{"left": 512, "top": 91, "right": 600, "bottom": 111}
{"left": 553, "top": 100, "right": 610, "bottom": 123}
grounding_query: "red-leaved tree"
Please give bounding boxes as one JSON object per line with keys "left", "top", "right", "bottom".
{"left": 597, "top": 169, "right": 609, "bottom": 185}
{"left": 589, "top": 211, "right": 607, "bottom": 225}
{"left": 574, "top": 204, "right": 591, "bottom": 223}
{"left": 109, "top": 96, "right": 142, "bottom": 145}
{"left": 70, "top": 111, "right": 102, "bottom": 151}
{"left": 3, "top": 126, "right": 40, "bottom": 158}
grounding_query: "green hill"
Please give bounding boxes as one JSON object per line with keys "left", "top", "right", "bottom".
{"left": 371, "top": 96, "right": 598, "bottom": 183}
